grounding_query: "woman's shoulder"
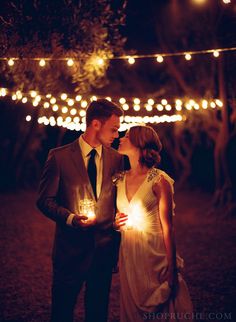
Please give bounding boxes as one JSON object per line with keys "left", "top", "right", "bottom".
{"left": 148, "top": 168, "right": 174, "bottom": 191}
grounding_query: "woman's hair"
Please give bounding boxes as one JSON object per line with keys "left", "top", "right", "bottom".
{"left": 128, "top": 125, "right": 162, "bottom": 168}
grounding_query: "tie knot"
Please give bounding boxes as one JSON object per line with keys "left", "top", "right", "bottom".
{"left": 89, "top": 149, "right": 96, "bottom": 158}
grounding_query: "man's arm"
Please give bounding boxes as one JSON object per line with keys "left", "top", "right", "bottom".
{"left": 36, "top": 150, "right": 71, "bottom": 225}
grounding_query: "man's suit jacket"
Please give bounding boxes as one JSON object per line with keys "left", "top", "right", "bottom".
{"left": 37, "top": 139, "right": 123, "bottom": 275}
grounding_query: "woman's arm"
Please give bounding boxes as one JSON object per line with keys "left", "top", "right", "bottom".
{"left": 153, "top": 176, "right": 177, "bottom": 287}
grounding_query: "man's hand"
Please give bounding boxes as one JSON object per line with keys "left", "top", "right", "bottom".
{"left": 72, "top": 214, "right": 96, "bottom": 228}
{"left": 114, "top": 212, "right": 128, "bottom": 230}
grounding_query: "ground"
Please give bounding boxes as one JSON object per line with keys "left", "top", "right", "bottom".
{"left": 0, "top": 189, "right": 235, "bottom": 322}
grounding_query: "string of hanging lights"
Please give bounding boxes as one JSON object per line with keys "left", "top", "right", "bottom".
{"left": 0, "top": 46, "right": 235, "bottom": 68}
{"left": 0, "top": 87, "right": 223, "bottom": 131}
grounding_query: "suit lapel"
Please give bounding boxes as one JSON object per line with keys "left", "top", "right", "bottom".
{"left": 70, "top": 139, "right": 95, "bottom": 200}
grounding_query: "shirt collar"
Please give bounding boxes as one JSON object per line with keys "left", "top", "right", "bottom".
{"left": 79, "top": 135, "right": 102, "bottom": 158}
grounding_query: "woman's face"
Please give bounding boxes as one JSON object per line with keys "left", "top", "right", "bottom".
{"left": 118, "top": 130, "right": 136, "bottom": 154}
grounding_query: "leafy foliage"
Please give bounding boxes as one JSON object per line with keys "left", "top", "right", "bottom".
{"left": 0, "top": 0, "right": 127, "bottom": 93}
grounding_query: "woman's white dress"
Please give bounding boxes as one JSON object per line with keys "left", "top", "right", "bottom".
{"left": 116, "top": 168, "right": 193, "bottom": 322}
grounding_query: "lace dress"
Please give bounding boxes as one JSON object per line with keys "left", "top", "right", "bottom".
{"left": 116, "top": 168, "right": 193, "bottom": 322}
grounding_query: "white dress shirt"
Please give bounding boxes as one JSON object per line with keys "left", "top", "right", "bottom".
{"left": 66, "top": 135, "right": 103, "bottom": 226}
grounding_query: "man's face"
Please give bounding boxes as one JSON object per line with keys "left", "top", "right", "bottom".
{"left": 97, "top": 114, "right": 120, "bottom": 146}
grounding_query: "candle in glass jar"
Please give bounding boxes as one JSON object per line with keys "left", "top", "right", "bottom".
{"left": 79, "top": 199, "right": 96, "bottom": 220}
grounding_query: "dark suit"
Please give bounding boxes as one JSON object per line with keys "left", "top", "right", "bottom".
{"left": 37, "top": 139, "right": 123, "bottom": 322}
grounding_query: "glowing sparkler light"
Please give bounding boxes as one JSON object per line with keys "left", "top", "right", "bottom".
{"left": 97, "top": 58, "right": 104, "bottom": 66}
{"left": 123, "top": 202, "right": 148, "bottom": 232}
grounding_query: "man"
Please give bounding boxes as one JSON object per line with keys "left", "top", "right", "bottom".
{"left": 37, "top": 99, "right": 124, "bottom": 322}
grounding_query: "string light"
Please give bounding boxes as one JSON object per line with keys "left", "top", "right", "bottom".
{"left": 30, "top": 91, "right": 37, "bottom": 98}
{"left": 122, "top": 104, "right": 129, "bottom": 111}
{"left": 157, "top": 104, "right": 164, "bottom": 111}
{"left": 67, "top": 59, "right": 74, "bottom": 66}
{"left": 119, "top": 97, "right": 126, "bottom": 104}
{"left": 81, "top": 100, "right": 88, "bottom": 108}
{"left": 210, "top": 102, "right": 216, "bottom": 108}
{"left": 1, "top": 86, "right": 224, "bottom": 131}
{"left": 1, "top": 46, "right": 235, "bottom": 69}
{"left": 8, "top": 59, "right": 14, "bottom": 66}
{"left": 215, "top": 99, "right": 223, "bottom": 107}
{"left": 52, "top": 104, "right": 59, "bottom": 111}
{"left": 134, "top": 104, "right": 141, "bottom": 111}
{"left": 165, "top": 104, "right": 172, "bottom": 111}
{"left": 213, "top": 51, "right": 220, "bottom": 58}
{"left": 156, "top": 55, "right": 164, "bottom": 63}
{"left": 147, "top": 98, "right": 155, "bottom": 105}
{"left": 176, "top": 105, "right": 182, "bottom": 111}
{"left": 1, "top": 87, "right": 223, "bottom": 111}
{"left": 128, "top": 57, "right": 135, "bottom": 64}
{"left": 161, "top": 99, "right": 168, "bottom": 105}
{"left": 35, "top": 95, "right": 41, "bottom": 102}
{"left": 16, "top": 91, "right": 23, "bottom": 99}
{"left": 50, "top": 97, "right": 56, "bottom": 104}
{"left": 75, "top": 95, "right": 82, "bottom": 102}
{"left": 25, "top": 112, "right": 192, "bottom": 131}
{"left": 67, "top": 99, "right": 74, "bottom": 106}
{"left": 61, "top": 93, "right": 67, "bottom": 100}
{"left": 0, "top": 88, "right": 7, "bottom": 96}
{"left": 79, "top": 110, "right": 86, "bottom": 117}
{"left": 70, "top": 108, "right": 77, "bottom": 115}
{"left": 145, "top": 104, "right": 153, "bottom": 111}
{"left": 32, "top": 100, "right": 39, "bottom": 107}
{"left": 39, "top": 59, "right": 46, "bottom": 67}
{"left": 43, "top": 102, "right": 50, "bottom": 108}
{"left": 62, "top": 106, "right": 68, "bottom": 113}
{"left": 185, "top": 53, "right": 192, "bottom": 61}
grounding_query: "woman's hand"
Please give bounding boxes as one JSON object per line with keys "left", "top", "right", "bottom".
{"left": 114, "top": 212, "right": 128, "bottom": 230}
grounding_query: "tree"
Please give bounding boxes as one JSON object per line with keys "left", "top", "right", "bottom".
{"left": 154, "top": 0, "right": 236, "bottom": 215}
{"left": 0, "top": 0, "right": 127, "bottom": 94}
{"left": 0, "top": 0, "right": 127, "bottom": 188}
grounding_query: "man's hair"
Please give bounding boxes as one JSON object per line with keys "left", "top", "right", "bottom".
{"left": 86, "top": 99, "right": 123, "bottom": 126}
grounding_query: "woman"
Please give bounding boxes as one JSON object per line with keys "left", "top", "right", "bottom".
{"left": 115, "top": 125, "right": 193, "bottom": 322}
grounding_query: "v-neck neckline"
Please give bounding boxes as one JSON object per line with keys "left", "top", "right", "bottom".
{"left": 124, "top": 170, "right": 149, "bottom": 204}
